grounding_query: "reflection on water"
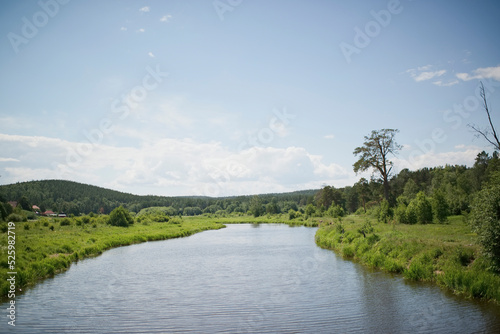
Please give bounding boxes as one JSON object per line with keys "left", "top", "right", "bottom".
{"left": 2, "top": 224, "right": 500, "bottom": 333}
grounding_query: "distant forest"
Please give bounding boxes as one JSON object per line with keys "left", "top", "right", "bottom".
{"left": 0, "top": 150, "right": 498, "bottom": 220}
{"left": 0, "top": 179, "right": 316, "bottom": 216}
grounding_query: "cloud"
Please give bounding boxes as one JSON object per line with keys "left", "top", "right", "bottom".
{"left": 0, "top": 158, "right": 19, "bottom": 162}
{"left": 139, "top": 6, "right": 150, "bottom": 12}
{"left": 324, "top": 134, "right": 335, "bottom": 140}
{"left": 160, "top": 14, "right": 172, "bottom": 22}
{"left": 120, "top": 27, "right": 127, "bottom": 31}
{"left": 148, "top": 52, "right": 155, "bottom": 58}
{"left": 456, "top": 66, "right": 500, "bottom": 82}
{"left": 137, "top": 28, "right": 145, "bottom": 33}
{"left": 433, "top": 79, "right": 459, "bottom": 87}
{"left": 406, "top": 65, "right": 448, "bottom": 83}
{"left": 396, "top": 145, "right": 481, "bottom": 171}
{"left": 0, "top": 133, "right": 349, "bottom": 197}
{"left": 417, "top": 65, "right": 432, "bottom": 71}
{"left": 411, "top": 69, "right": 446, "bottom": 82}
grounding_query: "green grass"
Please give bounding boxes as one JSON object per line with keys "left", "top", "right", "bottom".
{"left": 0, "top": 216, "right": 224, "bottom": 298}
{"left": 206, "top": 213, "right": 320, "bottom": 227}
{"left": 315, "top": 215, "right": 500, "bottom": 303}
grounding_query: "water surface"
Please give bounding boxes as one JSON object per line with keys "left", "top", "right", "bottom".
{"left": 3, "top": 224, "right": 500, "bottom": 333}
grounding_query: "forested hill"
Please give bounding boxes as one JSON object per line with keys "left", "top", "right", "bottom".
{"left": 0, "top": 179, "right": 317, "bottom": 215}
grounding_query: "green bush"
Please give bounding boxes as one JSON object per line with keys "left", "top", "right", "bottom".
{"left": 414, "top": 192, "right": 433, "bottom": 224}
{"left": 469, "top": 182, "right": 500, "bottom": 270}
{"left": 357, "top": 219, "right": 374, "bottom": 237}
{"left": 405, "top": 199, "right": 418, "bottom": 224}
{"left": 6, "top": 213, "right": 26, "bottom": 222}
{"left": 378, "top": 200, "right": 392, "bottom": 223}
{"left": 432, "top": 190, "right": 449, "bottom": 223}
{"left": 108, "top": 206, "right": 134, "bottom": 227}
{"left": 60, "top": 218, "right": 71, "bottom": 226}
{"left": 394, "top": 203, "right": 408, "bottom": 224}
{"left": 327, "top": 204, "right": 345, "bottom": 218}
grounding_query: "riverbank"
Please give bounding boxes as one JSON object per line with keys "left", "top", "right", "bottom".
{"left": 0, "top": 217, "right": 224, "bottom": 298}
{"left": 315, "top": 215, "right": 500, "bottom": 303}
{"left": 207, "top": 214, "right": 320, "bottom": 227}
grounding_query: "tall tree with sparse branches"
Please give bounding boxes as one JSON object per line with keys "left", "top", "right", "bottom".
{"left": 353, "top": 129, "right": 402, "bottom": 202}
{"left": 469, "top": 82, "right": 500, "bottom": 151}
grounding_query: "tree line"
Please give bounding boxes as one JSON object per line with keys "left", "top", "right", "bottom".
{"left": 0, "top": 179, "right": 316, "bottom": 219}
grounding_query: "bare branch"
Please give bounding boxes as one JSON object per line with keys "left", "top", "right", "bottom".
{"left": 471, "top": 82, "right": 500, "bottom": 151}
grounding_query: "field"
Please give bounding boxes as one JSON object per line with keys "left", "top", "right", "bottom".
{"left": 315, "top": 215, "right": 500, "bottom": 303}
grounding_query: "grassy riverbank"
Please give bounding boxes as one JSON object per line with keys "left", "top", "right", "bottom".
{"left": 0, "top": 217, "right": 224, "bottom": 298}
{"left": 206, "top": 214, "right": 320, "bottom": 227}
{"left": 315, "top": 215, "right": 500, "bottom": 303}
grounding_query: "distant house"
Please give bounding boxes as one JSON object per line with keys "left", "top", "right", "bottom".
{"left": 32, "top": 205, "right": 40, "bottom": 214}
{"left": 8, "top": 201, "right": 17, "bottom": 208}
{"left": 58, "top": 213, "right": 67, "bottom": 218}
{"left": 42, "top": 210, "right": 57, "bottom": 217}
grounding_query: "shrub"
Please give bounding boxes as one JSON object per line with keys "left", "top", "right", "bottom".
{"left": 358, "top": 220, "right": 374, "bottom": 237}
{"left": 328, "top": 204, "right": 345, "bottom": 218}
{"left": 6, "top": 213, "right": 26, "bottom": 222}
{"left": 394, "top": 203, "right": 408, "bottom": 224}
{"left": 60, "top": 218, "right": 71, "bottom": 226}
{"left": 288, "top": 209, "right": 296, "bottom": 220}
{"left": 378, "top": 200, "right": 392, "bottom": 223}
{"left": 108, "top": 206, "right": 134, "bottom": 227}
{"left": 414, "top": 192, "right": 433, "bottom": 224}
{"left": 469, "top": 183, "right": 500, "bottom": 270}
{"left": 406, "top": 201, "right": 418, "bottom": 225}
{"left": 432, "top": 190, "right": 449, "bottom": 223}
{"left": 305, "top": 204, "right": 316, "bottom": 218}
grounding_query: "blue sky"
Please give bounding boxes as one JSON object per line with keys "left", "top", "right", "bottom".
{"left": 1, "top": 0, "right": 500, "bottom": 196}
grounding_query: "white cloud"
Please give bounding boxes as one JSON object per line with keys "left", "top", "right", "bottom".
{"left": 148, "top": 52, "right": 155, "bottom": 58}
{"left": 395, "top": 145, "right": 481, "bottom": 171}
{"left": 0, "top": 133, "right": 349, "bottom": 196}
{"left": 433, "top": 79, "right": 459, "bottom": 87}
{"left": 139, "top": 6, "right": 150, "bottom": 12}
{"left": 406, "top": 65, "right": 448, "bottom": 83}
{"left": 0, "top": 158, "right": 19, "bottom": 162}
{"left": 120, "top": 27, "right": 127, "bottom": 31}
{"left": 324, "top": 134, "right": 335, "bottom": 140}
{"left": 137, "top": 28, "right": 145, "bottom": 33}
{"left": 414, "top": 70, "right": 446, "bottom": 82}
{"left": 417, "top": 65, "right": 432, "bottom": 71}
{"left": 456, "top": 66, "right": 500, "bottom": 82}
{"left": 160, "top": 14, "right": 172, "bottom": 22}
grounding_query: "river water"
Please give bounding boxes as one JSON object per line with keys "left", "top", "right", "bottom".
{"left": 2, "top": 224, "right": 500, "bottom": 333}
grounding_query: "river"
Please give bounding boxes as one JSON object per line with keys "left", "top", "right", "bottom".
{"left": 2, "top": 224, "right": 500, "bottom": 333}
